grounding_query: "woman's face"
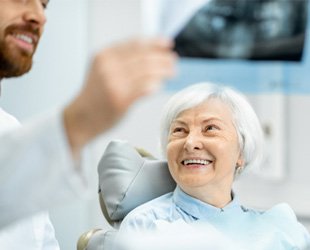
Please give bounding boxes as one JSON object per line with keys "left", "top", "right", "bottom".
{"left": 166, "top": 98, "right": 243, "bottom": 197}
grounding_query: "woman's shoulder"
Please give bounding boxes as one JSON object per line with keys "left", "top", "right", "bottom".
{"left": 244, "top": 203, "right": 296, "bottom": 219}
{"left": 249, "top": 203, "right": 310, "bottom": 241}
{"left": 128, "top": 191, "right": 174, "bottom": 215}
{"left": 243, "top": 203, "right": 299, "bottom": 225}
{"left": 258, "top": 203, "right": 300, "bottom": 225}
{"left": 120, "top": 192, "right": 175, "bottom": 230}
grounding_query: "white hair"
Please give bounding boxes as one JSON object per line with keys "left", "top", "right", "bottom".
{"left": 159, "top": 82, "right": 264, "bottom": 171}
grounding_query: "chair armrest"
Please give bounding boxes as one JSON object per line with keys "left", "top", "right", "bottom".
{"left": 77, "top": 228, "right": 102, "bottom": 250}
{"left": 77, "top": 228, "right": 118, "bottom": 250}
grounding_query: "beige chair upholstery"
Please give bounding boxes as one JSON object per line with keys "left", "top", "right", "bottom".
{"left": 77, "top": 140, "right": 176, "bottom": 250}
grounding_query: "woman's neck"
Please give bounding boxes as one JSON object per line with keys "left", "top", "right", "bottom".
{"left": 180, "top": 185, "right": 233, "bottom": 208}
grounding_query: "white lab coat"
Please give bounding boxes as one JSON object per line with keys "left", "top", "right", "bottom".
{"left": 0, "top": 107, "right": 61, "bottom": 249}
{"left": 0, "top": 107, "right": 89, "bottom": 248}
{"left": 0, "top": 212, "right": 59, "bottom": 250}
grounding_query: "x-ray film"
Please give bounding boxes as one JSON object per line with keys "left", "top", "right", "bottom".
{"left": 143, "top": 0, "right": 308, "bottom": 61}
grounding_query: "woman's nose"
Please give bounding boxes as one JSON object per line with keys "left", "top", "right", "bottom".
{"left": 22, "top": 0, "right": 47, "bottom": 27}
{"left": 184, "top": 132, "right": 203, "bottom": 152}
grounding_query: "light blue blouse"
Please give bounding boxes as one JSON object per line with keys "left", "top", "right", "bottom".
{"left": 119, "top": 186, "right": 310, "bottom": 250}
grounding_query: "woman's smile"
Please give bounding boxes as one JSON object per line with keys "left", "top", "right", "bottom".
{"left": 166, "top": 98, "right": 243, "bottom": 202}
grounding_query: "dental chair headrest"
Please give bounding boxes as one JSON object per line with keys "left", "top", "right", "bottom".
{"left": 97, "top": 140, "right": 176, "bottom": 225}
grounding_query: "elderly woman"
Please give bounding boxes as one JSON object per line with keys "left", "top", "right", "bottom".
{"left": 118, "top": 83, "right": 310, "bottom": 249}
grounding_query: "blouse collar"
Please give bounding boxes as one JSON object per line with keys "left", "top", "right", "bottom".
{"left": 173, "top": 186, "right": 243, "bottom": 220}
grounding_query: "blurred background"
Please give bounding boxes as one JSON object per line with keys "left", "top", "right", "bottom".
{"left": 0, "top": 0, "right": 309, "bottom": 249}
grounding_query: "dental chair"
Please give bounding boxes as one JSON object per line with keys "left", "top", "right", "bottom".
{"left": 77, "top": 140, "right": 176, "bottom": 250}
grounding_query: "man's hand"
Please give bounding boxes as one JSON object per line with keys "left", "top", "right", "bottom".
{"left": 63, "top": 38, "right": 177, "bottom": 157}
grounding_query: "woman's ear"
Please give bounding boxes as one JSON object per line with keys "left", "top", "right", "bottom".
{"left": 236, "top": 155, "right": 245, "bottom": 167}
{"left": 235, "top": 156, "right": 245, "bottom": 176}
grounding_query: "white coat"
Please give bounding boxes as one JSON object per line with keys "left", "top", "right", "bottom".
{"left": 0, "top": 107, "right": 61, "bottom": 249}
{"left": 0, "top": 107, "right": 88, "bottom": 228}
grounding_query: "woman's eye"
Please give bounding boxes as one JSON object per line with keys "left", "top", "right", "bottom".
{"left": 172, "top": 127, "right": 186, "bottom": 134}
{"left": 205, "top": 125, "right": 218, "bottom": 131}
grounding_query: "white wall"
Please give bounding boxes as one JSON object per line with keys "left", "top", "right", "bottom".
{"left": 234, "top": 95, "right": 310, "bottom": 231}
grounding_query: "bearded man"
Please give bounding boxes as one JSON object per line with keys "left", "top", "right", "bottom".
{"left": 0, "top": 0, "right": 176, "bottom": 249}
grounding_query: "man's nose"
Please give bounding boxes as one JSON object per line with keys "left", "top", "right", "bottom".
{"left": 184, "top": 131, "right": 203, "bottom": 152}
{"left": 22, "top": 0, "right": 47, "bottom": 27}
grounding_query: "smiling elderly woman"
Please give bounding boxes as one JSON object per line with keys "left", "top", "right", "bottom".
{"left": 118, "top": 83, "right": 310, "bottom": 249}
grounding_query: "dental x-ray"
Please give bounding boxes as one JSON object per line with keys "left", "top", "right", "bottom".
{"left": 143, "top": 0, "right": 308, "bottom": 61}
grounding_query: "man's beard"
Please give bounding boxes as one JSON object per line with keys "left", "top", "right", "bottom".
{"left": 0, "top": 25, "right": 39, "bottom": 78}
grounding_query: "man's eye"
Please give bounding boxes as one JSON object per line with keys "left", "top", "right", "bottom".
{"left": 41, "top": 0, "right": 49, "bottom": 9}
